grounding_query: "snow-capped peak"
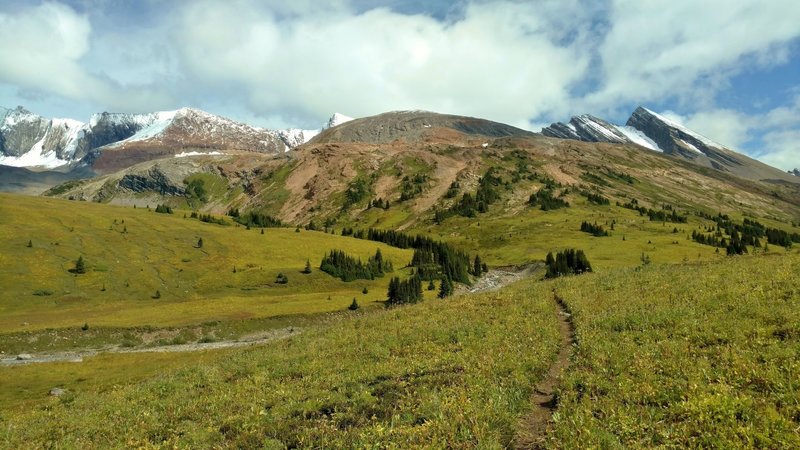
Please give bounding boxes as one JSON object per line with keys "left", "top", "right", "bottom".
{"left": 639, "top": 107, "right": 723, "bottom": 149}
{"left": 325, "top": 112, "right": 354, "bottom": 129}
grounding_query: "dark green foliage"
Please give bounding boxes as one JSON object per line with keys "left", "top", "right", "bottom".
{"left": 275, "top": 273, "right": 288, "bottom": 284}
{"left": 81, "top": 323, "right": 89, "bottom": 331}
{"left": 607, "top": 170, "right": 635, "bottom": 184}
{"left": 190, "top": 211, "right": 226, "bottom": 225}
{"left": 582, "top": 191, "right": 610, "bottom": 205}
{"left": 580, "top": 221, "right": 609, "bottom": 237}
{"left": 32, "top": 289, "right": 53, "bottom": 296}
{"left": 427, "top": 279, "right": 436, "bottom": 291}
{"left": 154, "top": 204, "right": 173, "bottom": 214}
{"left": 344, "top": 177, "right": 370, "bottom": 208}
{"left": 620, "top": 200, "right": 687, "bottom": 223}
{"left": 472, "top": 255, "right": 483, "bottom": 277}
{"left": 444, "top": 181, "right": 460, "bottom": 198}
{"left": 438, "top": 276, "right": 454, "bottom": 299}
{"left": 529, "top": 189, "right": 569, "bottom": 211}
{"left": 399, "top": 174, "right": 429, "bottom": 201}
{"left": 185, "top": 178, "right": 207, "bottom": 203}
{"left": 348, "top": 298, "right": 360, "bottom": 310}
{"left": 320, "top": 249, "right": 392, "bottom": 282}
{"left": 196, "top": 238, "right": 203, "bottom": 248}
{"left": 227, "top": 208, "right": 240, "bottom": 218}
{"left": 368, "top": 198, "right": 390, "bottom": 209}
{"left": 233, "top": 211, "right": 283, "bottom": 228}
{"left": 26, "top": 240, "right": 32, "bottom": 248}
{"left": 386, "top": 275, "right": 423, "bottom": 306}
{"left": 362, "top": 287, "right": 368, "bottom": 294}
{"left": 74, "top": 256, "right": 86, "bottom": 274}
{"left": 440, "top": 168, "right": 503, "bottom": 219}
{"left": 302, "top": 260, "right": 312, "bottom": 274}
{"left": 545, "top": 249, "right": 592, "bottom": 278}
{"left": 153, "top": 290, "right": 161, "bottom": 299}
{"left": 353, "top": 229, "right": 472, "bottom": 284}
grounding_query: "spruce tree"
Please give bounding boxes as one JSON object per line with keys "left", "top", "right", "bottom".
{"left": 427, "top": 279, "right": 436, "bottom": 291}
{"left": 197, "top": 238, "right": 203, "bottom": 248}
{"left": 74, "top": 256, "right": 86, "bottom": 274}
{"left": 473, "top": 255, "right": 482, "bottom": 277}
{"left": 349, "top": 298, "right": 360, "bottom": 310}
{"left": 26, "top": 240, "right": 32, "bottom": 248}
{"left": 438, "top": 276, "right": 453, "bottom": 299}
{"left": 303, "top": 259, "right": 312, "bottom": 274}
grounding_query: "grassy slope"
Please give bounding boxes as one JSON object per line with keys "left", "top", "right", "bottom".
{"left": 0, "top": 193, "right": 413, "bottom": 334}
{"left": 548, "top": 253, "right": 800, "bottom": 448}
{"left": 0, "top": 276, "right": 561, "bottom": 448}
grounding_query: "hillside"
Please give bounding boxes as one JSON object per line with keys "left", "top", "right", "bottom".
{"left": 0, "top": 193, "right": 415, "bottom": 336}
{"left": 2, "top": 250, "right": 797, "bottom": 447}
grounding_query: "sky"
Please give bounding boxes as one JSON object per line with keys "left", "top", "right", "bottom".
{"left": 0, "top": 0, "right": 798, "bottom": 170}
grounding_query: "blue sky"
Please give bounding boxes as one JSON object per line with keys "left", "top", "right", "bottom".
{"left": 1, "top": 0, "right": 798, "bottom": 170}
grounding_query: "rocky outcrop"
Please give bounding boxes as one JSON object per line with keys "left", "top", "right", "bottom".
{"left": 542, "top": 114, "right": 628, "bottom": 143}
{"left": 790, "top": 168, "right": 800, "bottom": 177}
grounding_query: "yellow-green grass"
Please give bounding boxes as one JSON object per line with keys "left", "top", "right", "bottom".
{"left": 0, "top": 274, "right": 561, "bottom": 448}
{"left": 0, "top": 193, "right": 413, "bottom": 334}
{"left": 547, "top": 252, "right": 800, "bottom": 448}
{"left": 0, "top": 350, "right": 227, "bottom": 413}
{"left": 419, "top": 197, "right": 731, "bottom": 270}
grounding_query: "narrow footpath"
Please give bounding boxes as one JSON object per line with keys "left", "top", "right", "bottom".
{"left": 516, "top": 292, "right": 576, "bottom": 449}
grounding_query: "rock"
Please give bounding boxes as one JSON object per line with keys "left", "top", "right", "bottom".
{"left": 16, "top": 353, "right": 33, "bottom": 360}
{"left": 49, "top": 387, "right": 66, "bottom": 397}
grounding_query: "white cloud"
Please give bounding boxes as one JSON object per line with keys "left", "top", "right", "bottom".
{"left": 584, "top": 0, "right": 800, "bottom": 112}
{"left": 0, "top": 2, "right": 173, "bottom": 112}
{"left": 172, "top": 0, "right": 590, "bottom": 128}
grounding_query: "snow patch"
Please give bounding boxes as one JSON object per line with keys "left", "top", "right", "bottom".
{"left": 0, "top": 144, "right": 69, "bottom": 168}
{"left": 325, "top": 112, "right": 354, "bottom": 129}
{"left": 616, "top": 126, "right": 662, "bottom": 152}
{"left": 678, "top": 139, "right": 701, "bottom": 153}
{"left": 174, "top": 151, "right": 223, "bottom": 158}
{"left": 642, "top": 108, "right": 723, "bottom": 149}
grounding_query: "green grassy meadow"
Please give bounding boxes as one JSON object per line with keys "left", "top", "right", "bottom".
{"left": 1, "top": 186, "right": 799, "bottom": 447}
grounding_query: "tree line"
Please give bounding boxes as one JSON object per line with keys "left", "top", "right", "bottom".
{"left": 545, "top": 249, "right": 593, "bottom": 278}
{"left": 580, "top": 221, "right": 609, "bottom": 237}
{"left": 320, "top": 249, "right": 393, "bottom": 282}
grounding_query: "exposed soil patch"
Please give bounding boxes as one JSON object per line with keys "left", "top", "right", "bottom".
{"left": 515, "top": 292, "right": 576, "bottom": 449}
{"left": 0, "top": 327, "right": 298, "bottom": 366}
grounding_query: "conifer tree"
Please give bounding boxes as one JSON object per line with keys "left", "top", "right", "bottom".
{"left": 74, "top": 256, "right": 86, "bottom": 274}
{"left": 349, "top": 298, "right": 360, "bottom": 310}
{"left": 438, "top": 276, "right": 453, "bottom": 298}
{"left": 197, "top": 238, "right": 203, "bottom": 248}
{"left": 303, "top": 259, "right": 312, "bottom": 274}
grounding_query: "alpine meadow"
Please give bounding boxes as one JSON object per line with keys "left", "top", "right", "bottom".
{"left": 2, "top": 1, "right": 800, "bottom": 448}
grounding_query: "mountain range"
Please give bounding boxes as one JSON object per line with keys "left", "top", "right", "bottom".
{"left": 0, "top": 106, "right": 354, "bottom": 174}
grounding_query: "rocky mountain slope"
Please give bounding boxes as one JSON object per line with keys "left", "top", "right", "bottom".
{"left": 46, "top": 111, "right": 800, "bottom": 236}
{"left": 543, "top": 107, "right": 797, "bottom": 184}
{"left": 310, "top": 110, "right": 535, "bottom": 145}
{"left": 0, "top": 106, "right": 329, "bottom": 173}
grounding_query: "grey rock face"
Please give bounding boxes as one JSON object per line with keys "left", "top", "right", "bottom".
{"left": 542, "top": 114, "right": 629, "bottom": 143}
{"left": 118, "top": 169, "right": 186, "bottom": 196}
{"left": 790, "top": 168, "right": 800, "bottom": 177}
{"left": 0, "top": 107, "right": 51, "bottom": 156}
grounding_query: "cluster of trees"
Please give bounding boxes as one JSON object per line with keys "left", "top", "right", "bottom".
{"left": 344, "top": 178, "right": 370, "bottom": 208}
{"left": 437, "top": 168, "right": 503, "bottom": 220}
{"left": 608, "top": 170, "right": 636, "bottom": 184}
{"left": 320, "top": 249, "right": 392, "bottom": 282}
{"left": 154, "top": 204, "right": 173, "bottom": 214}
{"left": 351, "top": 228, "right": 472, "bottom": 284}
{"left": 691, "top": 213, "right": 799, "bottom": 252}
{"left": 444, "top": 181, "right": 460, "bottom": 198}
{"left": 529, "top": 189, "right": 570, "bottom": 211}
{"left": 275, "top": 272, "right": 288, "bottom": 284}
{"left": 368, "top": 198, "right": 390, "bottom": 209}
{"left": 231, "top": 211, "right": 283, "bottom": 228}
{"left": 399, "top": 174, "right": 429, "bottom": 201}
{"left": 582, "top": 191, "right": 610, "bottom": 205}
{"left": 580, "top": 221, "right": 609, "bottom": 237}
{"left": 545, "top": 249, "right": 592, "bottom": 278}
{"left": 190, "top": 211, "right": 226, "bottom": 225}
{"left": 386, "top": 276, "right": 423, "bottom": 306}
{"left": 185, "top": 178, "right": 207, "bottom": 204}
{"left": 619, "top": 199, "right": 687, "bottom": 223}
